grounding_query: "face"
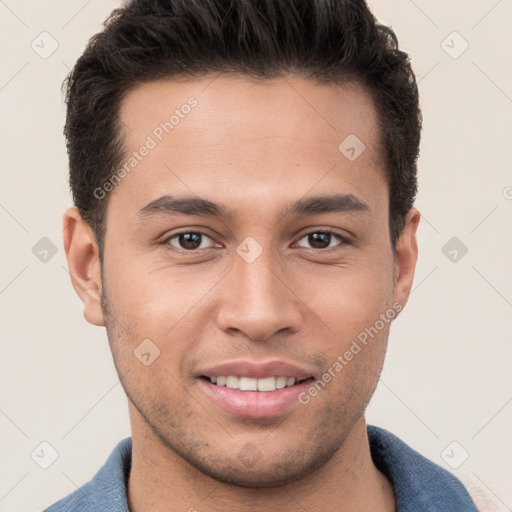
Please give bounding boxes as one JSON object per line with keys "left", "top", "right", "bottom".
{"left": 66, "top": 74, "right": 419, "bottom": 487}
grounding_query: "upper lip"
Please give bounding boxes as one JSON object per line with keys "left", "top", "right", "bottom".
{"left": 197, "top": 360, "right": 314, "bottom": 380}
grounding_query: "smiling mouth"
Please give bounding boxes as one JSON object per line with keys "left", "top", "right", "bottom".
{"left": 200, "top": 375, "right": 314, "bottom": 392}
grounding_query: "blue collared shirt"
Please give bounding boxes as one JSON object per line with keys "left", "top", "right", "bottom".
{"left": 44, "top": 426, "right": 478, "bottom": 511}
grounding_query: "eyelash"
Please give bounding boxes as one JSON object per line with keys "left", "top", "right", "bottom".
{"left": 294, "top": 229, "right": 348, "bottom": 249}
{"left": 162, "top": 229, "right": 349, "bottom": 252}
{"left": 163, "top": 230, "right": 215, "bottom": 252}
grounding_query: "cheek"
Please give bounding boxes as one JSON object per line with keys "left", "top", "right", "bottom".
{"left": 107, "top": 258, "right": 225, "bottom": 335}
{"left": 293, "top": 255, "right": 395, "bottom": 339}
{"left": 102, "top": 261, "right": 228, "bottom": 392}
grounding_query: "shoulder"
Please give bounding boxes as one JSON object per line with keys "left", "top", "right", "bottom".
{"left": 368, "top": 425, "right": 479, "bottom": 512}
{"left": 42, "top": 438, "right": 132, "bottom": 512}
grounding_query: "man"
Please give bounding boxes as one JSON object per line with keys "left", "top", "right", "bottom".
{"left": 46, "top": 0, "right": 479, "bottom": 510}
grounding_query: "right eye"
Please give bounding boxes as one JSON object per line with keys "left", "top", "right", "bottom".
{"left": 164, "top": 231, "right": 218, "bottom": 251}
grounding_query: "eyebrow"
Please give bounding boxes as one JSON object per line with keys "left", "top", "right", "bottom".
{"left": 137, "top": 193, "right": 370, "bottom": 220}
{"left": 287, "top": 194, "right": 369, "bottom": 217}
{"left": 138, "top": 195, "right": 233, "bottom": 219}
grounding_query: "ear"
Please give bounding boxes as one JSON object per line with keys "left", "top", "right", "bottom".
{"left": 63, "top": 207, "right": 105, "bottom": 326}
{"left": 393, "top": 207, "right": 420, "bottom": 312}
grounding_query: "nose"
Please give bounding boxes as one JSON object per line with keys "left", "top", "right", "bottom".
{"left": 215, "top": 247, "right": 304, "bottom": 342}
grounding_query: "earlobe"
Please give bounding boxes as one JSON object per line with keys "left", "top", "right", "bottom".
{"left": 63, "top": 207, "right": 105, "bottom": 327}
{"left": 393, "top": 207, "right": 420, "bottom": 312}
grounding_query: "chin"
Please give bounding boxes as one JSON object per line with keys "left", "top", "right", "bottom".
{"left": 188, "top": 457, "right": 324, "bottom": 488}
{"left": 158, "top": 430, "right": 340, "bottom": 489}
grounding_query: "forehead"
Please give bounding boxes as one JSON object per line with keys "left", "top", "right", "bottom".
{"left": 119, "top": 73, "right": 380, "bottom": 147}
{"left": 113, "top": 74, "right": 385, "bottom": 211}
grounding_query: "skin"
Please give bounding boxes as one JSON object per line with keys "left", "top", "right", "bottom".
{"left": 63, "top": 74, "right": 420, "bottom": 512}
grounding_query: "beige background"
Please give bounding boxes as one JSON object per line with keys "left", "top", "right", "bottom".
{"left": 1, "top": 1, "right": 511, "bottom": 510}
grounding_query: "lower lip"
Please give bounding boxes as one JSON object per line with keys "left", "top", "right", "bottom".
{"left": 198, "top": 378, "right": 313, "bottom": 418}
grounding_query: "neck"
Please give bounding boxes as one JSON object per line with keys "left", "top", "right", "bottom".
{"left": 127, "top": 411, "right": 396, "bottom": 512}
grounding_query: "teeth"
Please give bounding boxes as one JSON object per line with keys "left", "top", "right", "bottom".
{"left": 276, "top": 376, "right": 287, "bottom": 389}
{"left": 209, "top": 375, "right": 299, "bottom": 391}
{"left": 257, "top": 376, "right": 276, "bottom": 392}
{"left": 238, "top": 377, "right": 258, "bottom": 391}
{"left": 225, "top": 376, "right": 239, "bottom": 389}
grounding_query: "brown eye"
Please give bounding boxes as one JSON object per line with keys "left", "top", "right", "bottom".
{"left": 295, "top": 231, "right": 344, "bottom": 250}
{"left": 308, "top": 232, "right": 331, "bottom": 249}
{"left": 178, "top": 233, "right": 202, "bottom": 250}
{"left": 166, "top": 232, "right": 214, "bottom": 250}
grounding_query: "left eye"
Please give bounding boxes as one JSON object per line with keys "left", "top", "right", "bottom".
{"left": 295, "top": 231, "right": 344, "bottom": 250}
{"left": 166, "top": 232, "right": 215, "bottom": 251}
